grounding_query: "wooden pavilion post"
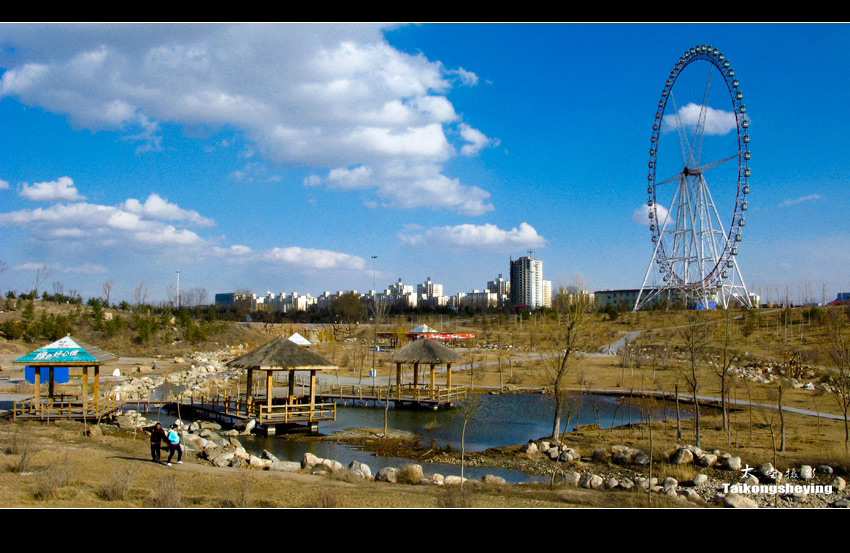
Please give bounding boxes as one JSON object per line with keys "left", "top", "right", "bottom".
{"left": 246, "top": 368, "right": 254, "bottom": 414}
{"left": 82, "top": 366, "right": 89, "bottom": 412}
{"left": 309, "top": 370, "right": 316, "bottom": 422}
{"left": 93, "top": 366, "right": 100, "bottom": 411}
{"left": 266, "top": 370, "right": 274, "bottom": 410}
{"left": 288, "top": 370, "right": 296, "bottom": 400}
{"left": 48, "top": 367, "right": 55, "bottom": 398}
{"left": 395, "top": 362, "right": 402, "bottom": 400}
{"left": 413, "top": 361, "right": 419, "bottom": 400}
{"left": 33, "top": 368, "right": 41, "bottom": 410}
{"left": 446, "top": 363, "right": 452, "bottom": 390}
{"left": 429, "top": 363, "right": 436, "bottom": 399}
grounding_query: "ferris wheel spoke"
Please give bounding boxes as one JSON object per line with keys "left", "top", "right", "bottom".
{"left": 692, "top": 154, "right": 738, "bottom": 174}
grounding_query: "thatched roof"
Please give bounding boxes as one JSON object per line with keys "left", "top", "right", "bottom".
{"left": 391, "top": 338, "right": 467, "bottom": 364}
{"left": 14, "top": 335, "right": 118, "bottom": 366}
{"left": 226, "top": 336, "right": 336, "bottom": 371}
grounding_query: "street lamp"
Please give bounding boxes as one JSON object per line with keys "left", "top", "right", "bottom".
{"left": 176, "top": 270, "right": 181, "bottom": 309}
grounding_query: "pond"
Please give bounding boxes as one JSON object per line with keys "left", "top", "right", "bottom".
{"left": 132, "top": 392, "right": 690, "bottom": 484}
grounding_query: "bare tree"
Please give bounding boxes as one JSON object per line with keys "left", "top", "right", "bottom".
{"left": 102, "top": 279, "right": 114, "bottom": 307}
{"left": 546, "top": 278, "right": 592, "bottom": 444}
{"left": 676, "top": 307, "right": 710, "bottom": 448}
{"left": 30, "top": 265, "right": 51, "bottom": 296}
{"left": 134, "top": 281, "right": 150, "bottom": 307}
{"left": 714, "top": 307, "right": 740, "bottom": 444}
{"left": 822, "top": 311, "right": 850, "bottom": 450}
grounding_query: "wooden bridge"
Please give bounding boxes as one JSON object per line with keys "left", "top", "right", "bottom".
{"left": 319, "top": 384, "right": 467, "bottom": 409}
{"left": 10, "top": 393, "right": 121, "bottom": 422}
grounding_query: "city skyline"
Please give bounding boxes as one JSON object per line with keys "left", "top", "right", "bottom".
{"left": 1, "top": 23, "right": 849, "bottom": 304}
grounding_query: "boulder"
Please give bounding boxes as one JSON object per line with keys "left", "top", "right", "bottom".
{"left": 799, "top": 465, "right": 814, "bottom": 481}
{"left": 832, "top": 498, "right": 850, "bottom": 508}
{"left": 376, "top": 467, "right": 398, "bottom": 483}
{"left": 579, "top": 473, "right": 604, "bottom": 490}
{"left": 633, "top": 453, "right": 651, "bottom": 466}
{"left": 443, "top": 475, "right": 467, "bottom": 486}
{"left": 268, "top": 461, "right": 301, "bottom": 472}
{"left": 831, "top": 476, "right": 846, "bottom": 492}
{"left": 482, "top": 474, "right": 507, "bottom": 486}
{"left": 758, "top": 463, "right": 782, "bottom": 482}
{"left": 604, "top": 478, "right": 619, "bottom": 490}
{"left": 693, "top": 473, "right": 708, "bottom": 486}
{"left": 349, "top": 461, "right": 372, "bottom": 479}
{"left": 563, "top": 471, "right": 581, "bottom": 487}
{"left": 618, "top": 478, "right": 634, "bottom": 491}
{"left": 722, "top": 493, "right": 758, "bottom": 508}
{"left": 697, "top": 453, "right": 717, "bottom": 467}
{"left": 248, "top": 455, "right": 268, "bottom": 468}
{"left": 431, "top": 474, "right": 445, "bottom": 485}
{"left": 261, "top": 449, "right": 280, "bottom": 462}
{"left": 818, "top": 465, "right": 834, "bottom": 475}
{"left": 520, "top": 442, "right": 538, "bottom": 456}
{"left": 724, "top": 456, "right": 742, "bottom": 471}
{"left": 398, "top": 463, "right": 424, "bottom": 483}
{"left": 669, "top": 447, "right": 694, "bottom": 465}
{"left": 663, "top": 477, "right": 678, "bottom": 492}
{"left": 301, "top": 452, "right": 323, "bottom": 469}
{"left": 321, "top": 459, "right": 344, "bottom": 473}
{"left": 199, "top": 421, "right": 221, "bottom": 430}
{"left": 539, "top": 441, "right": 551, "bottom": 453}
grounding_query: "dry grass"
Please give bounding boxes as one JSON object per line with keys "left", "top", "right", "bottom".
{"left": 97, "top": 465, "right": 138, "bottom": 501}
{"left": 146, "top": 475, "right": 182, "bottom": 508}
{"left": 304, "top": 487, "right": 344, "bottom": 508}
{"left": 436, "top": 485, "right": 473, "bottom": 508}
{"left": 33, "top": 455, "right": 72, "bottom": 500}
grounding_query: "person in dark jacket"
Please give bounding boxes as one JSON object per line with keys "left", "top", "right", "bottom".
{"left": 144, "top": 422, "right": 168, "bottom": 463}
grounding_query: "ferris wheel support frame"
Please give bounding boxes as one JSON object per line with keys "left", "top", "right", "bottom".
{"left": 634, "top": 44, "right": 754, "bottom": 311}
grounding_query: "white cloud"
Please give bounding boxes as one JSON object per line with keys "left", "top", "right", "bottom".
{"left": 662, "top": 102, "right": 737, "bottom": 135}
{"left": 779, "top": 194, "right": 825, "bottom": 207}
{"left": 458, "top": 123, "right": 497, "bottom": 156}
{"left": 0, "top": 179, "right": 9, "bottom": 190}
{"left": 632, "top": 203, "right": 670, "bottom": 225}
{"left": 122, "top": 193, "right": 215, "bottom": 226}
{"left": 19, "top": 176, "right": 85, "bottom": 202}
{"left": 260, "top": 246, "right": 365, "bottom": 271}
{"left": 308, "top": 160, "right": 494, "bottom": 215}
{"left": 398, "top": 222, "right": 546, "bottom": 251}
{"left": 0, "top": 24, "right": 492, "bottom": 213}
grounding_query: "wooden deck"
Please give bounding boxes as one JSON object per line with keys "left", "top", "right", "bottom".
{"left": 11, "top": 394, "right": 121, "bottom": 421}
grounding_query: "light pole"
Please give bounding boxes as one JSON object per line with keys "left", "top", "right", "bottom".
{"left": 176, "top": 270, "right": 181, "bottom": 309}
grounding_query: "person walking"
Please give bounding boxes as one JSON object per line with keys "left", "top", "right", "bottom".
{"left": 165, "top": 423, "right": 183, "bottom": 466}
{"left": 144, "top": 422, "right": 168, "bottom": 464}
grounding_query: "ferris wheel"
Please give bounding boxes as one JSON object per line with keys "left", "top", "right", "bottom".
{"left": 634, "top": 44, "right": 754, "bottom": 311}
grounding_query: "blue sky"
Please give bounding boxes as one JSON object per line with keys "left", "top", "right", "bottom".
{"left": 0, "top": 23, "right": 848, "bottom": 305}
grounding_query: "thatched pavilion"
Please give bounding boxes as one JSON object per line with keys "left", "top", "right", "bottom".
{"left": 390, "top": 339, "right": 468, "bottom": 405}
{"left": 226, "top": 336, "right": 337, "bottom": 434}
{"left": 12, "top": 335, "right": 119, "bottom": 420}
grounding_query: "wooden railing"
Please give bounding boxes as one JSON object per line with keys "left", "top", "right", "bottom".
{"left": 12, "top": 395, "right": 118, "bottom": 420}
{"left": 324, "top": 384, "right": 467, "bottom": 403}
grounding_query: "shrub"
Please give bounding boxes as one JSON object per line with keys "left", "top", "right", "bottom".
{"left": 304, "top": 487, "right": 343, "bottom": 508}
{"left": 33, "top": 456, "right": 71, "bottom": 500}
{"left": 436, "top": 486, "right": 473, "bottom": 508}
{"left": 146, "top": 476, "right": 182, "bottom": 508}
{"left": 97, "top": 466, "right": 137, "bottom": 501}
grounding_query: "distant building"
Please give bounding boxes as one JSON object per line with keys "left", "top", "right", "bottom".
{"left": 510, "top": 256, "right": 545, "bottom": 308}
{"left": 829, "top": 292, "right": 850, "bottom": 306}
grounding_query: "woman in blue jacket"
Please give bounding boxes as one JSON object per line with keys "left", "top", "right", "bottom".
{"left": 165, "top": 423, "right": 183, "bottom": 466}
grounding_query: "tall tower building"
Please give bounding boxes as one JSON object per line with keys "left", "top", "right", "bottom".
{"left": 510, "top": 256, "right": 544, "bottom": 308}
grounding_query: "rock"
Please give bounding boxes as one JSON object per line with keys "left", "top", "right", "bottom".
{"left": 539, "top": 441, "right": 551, "bottom": 453}
{"left": 670, "top": 448, "right": 694, "bottom": 465}
{"left": 830, "top": 476, "right": 846, "bottom": 492}
{"left": 759, "top": 463, "right": 782, "bottom": 482}
{"left": 482, "top": 474, "right": 507, "bottom": 485}
{"left": 724, "top": 456, "right": 742, "bottom": 471}
{"left": 633, "top": 453, "right": 650, "bottom": 465}
{"left": 520, "top": 442, "right": 538, "bottom": 456}
{"left": 261, "top": 449, "right": 280, "bottom": 462}
{"left": 321, "top": 459, "right": 344, "bottom": 473}
{"left": 662, "top": 477, "right": 678, "bottom": 493}
{"left": 268, "top": 461, "right": 301, "bottom": 472}
{"left": 722, "top": 494, "right": 758, "bottom": 508}
{"left": 742, "top": 474, "right": 759, "bottom": 487}
{"left": 799, "top": 465, "right": 814, "bottom": 481}
{"left": 443, "top": 475, "right": 467, "bottom": 486}
{"left": 349, "top": 461, "right": 372, "bottom": 479}
{"left": 697, "top": 453, "right": 717, "bottom": 467}
{"left": 612, "top": 451, "right": 631, "bottom": 465}
{"left": 563, "top": 471, "right": 581, "bottom": 487}
{"left": 831, "top": 498, "right": 850, "bottom": 508}
{"left": 301, "top": 452, "right": 323, "bottom": 469}
{"left": 580, "top": 473, "right": 604, "bottom": 490}
{"left": 619, "top": 478, "right": 634, "bottom": 491}
{"left": 604, "top": 478, "right": 619, "bottom": 490}
{"left": 220, "top": 429, "right": 239, "bottom": 436}
{"left": 693, "top": 473, "right": 708, "bottom": 486}
{"left": 818, "top": 465, "right": 834, "bottom": 475}
{"left": 376, "top": 467, "right": 398, "bottom": 483}
{"left": 431, "top": 474, "right": 444, "bottom": 485}
{"left": 561, "top": 448, "right": 580, "bottom": 462}
{"left": 85, "top": 424, "right": 103, "bottom": 437}
{"left": 199, "top": 421, "right": 221, "bottom": 431}
{"left": 248, "top": 455, "right": 268, "bottom": 468}
{"left": 678, "top": 488, "right": 702, "bottom": 502}
{"left": 211, "top": 451, "right": 235, "bottom": 467}
{"left": 592, "top": 448, "right": 610, "bottom": 462}
{"left": 548, "top": 448, "right": 561, "bottom": 460}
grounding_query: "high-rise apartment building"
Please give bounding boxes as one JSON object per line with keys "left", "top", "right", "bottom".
{"left": 510, "top": 256, "right": 544, "bottom": 308}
